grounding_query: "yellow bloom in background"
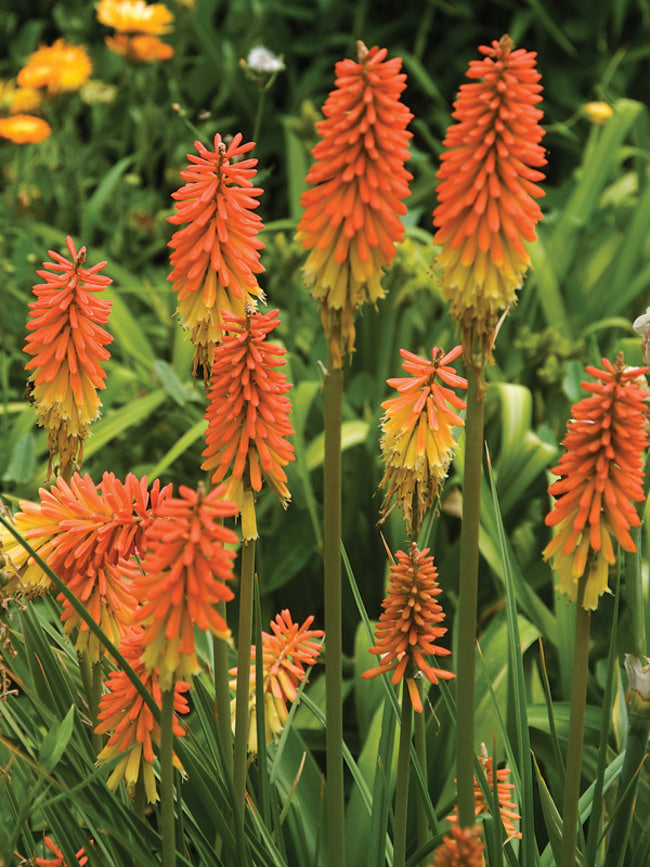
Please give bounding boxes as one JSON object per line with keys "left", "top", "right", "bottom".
{"left": 0, "top": 114, "right": 51, "bottom": 145}
{"left": 583, "top": 101, "right": 613, "bottom": 125}
{"left": 18, "top": 40, "right": 92, "bottom": 95}
{"left": 0, "top": 80, "right": 42, "bottom": 114}
{"left": 106, "top": 33, "right": 174, "bottom": 62}
{"left": 96, "top": 0, "right": 174, "bottom": 34}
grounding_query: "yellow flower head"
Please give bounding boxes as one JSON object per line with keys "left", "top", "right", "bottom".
{"left": 96, "top": 0, "right": 174, "bottom": 34}
{"left": 18, "top": 40, "right": 92, "bottom": 94}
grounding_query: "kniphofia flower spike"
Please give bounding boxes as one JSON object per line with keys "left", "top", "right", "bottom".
{"left": 297, "top": 41, "right": 412, "bottom": 367}
{"left": 135, "top": 483, "right": 238, "bottom": 690}
{"left": 379, "top": 344, "right": 467, "bottom": 537}
{"left": 544, "top": 354, "right": 648, "bottom": 610}
{"left": 362, "top": 543, "right": 454, "bottom": 711}
{"left": 24, "top": 237, "right": 113, "bottom": 479}
{"left": 433, "top": 35, "right": 546, "bottom": 353}
{"left": 168, "top": 133, "right": 265, "bottom": 374}
{"left": 201, "top": 308, "right": 295, "bottom": 539}
{"left": 33, "top": 836, "right": 89, "bottom": 866}
{"left": 433, "top": 825, "right": 484, "bottom": 867}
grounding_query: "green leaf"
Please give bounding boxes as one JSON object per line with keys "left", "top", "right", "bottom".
{"left": 37, "top": 705, "right": 75, "bottom": 774}
{"left": 2, "top": 432, "right": 35, "bottom": 484}
{"left": 81, "top": 155, "right": 135, "bottom": 243}
{"left": 152, "top": 359, "right": 196, "bottom": 407}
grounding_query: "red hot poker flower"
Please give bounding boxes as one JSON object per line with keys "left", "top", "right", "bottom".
{"left": 135, "top": 483, "right": 238, "bottom": 689}
{"left": 297, "top": 41, "right": 413, "bottom": 367}
{"left": 168, "top": 132, "right": 265, "bottom": 374}
{"left": 362, "top": 543, "right": 454, "bottom": 711}
{"left": 379, "top": 344, "right": 467, "bottom": 537}
{"left": 96, "top": 627, "right": 189, "bottom": 803}
{"left": 544, "top": 354, "right": 648, "bottom": 610}
{"left": 33, "top": 836, "right": 89, "bottom": 866}
{"left": 448, "top": 748, "right": 522, "bottom": 840}
{"left": 24, "top": 237, "right": 113, "bottom": 478}
{"left": 201, "top": 308, "right": 295, "bottom": 539}
{"left": 433, "top": 35, "right": 546, "bottom": 352}
{"left": 432, "top": 825, "right": 484, "bottom": 867}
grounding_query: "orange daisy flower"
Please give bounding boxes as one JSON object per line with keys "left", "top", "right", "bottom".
{"left": 229, "top": 609, "right": 323, "bottom": 753}
{"left": 96, "top": 0, "right": 174, "bottom": 34}
{"left": 296, "top": 41, "right": 413, "bottom": 368}
{"left": 96, "top": 627, "right": 189, "bottom": 803}
{"left": 432, "top": 825, "right": 484, "bottom": 867}
{"left": 106, "top": 33, "right": 174, "bottom": 62}
{"left": 201, "top": 308, "right": 295, "bottom": 540}
{"left": 0, "top": 113, "right": 51, "bottom": 144}
{"left": 379, "top": 344, "right": 467, "bottom": 537}
{"left": 24, "top": 237, "right": 113, "bottom": 479}
{"left": 134, "top": 483, "right": 238, "bottom": 689}
{"left": 448, "top": 748, "right": 522, "bottom": 840}
{"left": 167, "top": 132, "right": 265, "bottom": 374}
{"left": 362, "top": 543, "right": 454, "bottom": 712}
{"left": 18, "top": 40, "right": 92, "bottom": 94}
{"left": 544, "top": 354, "right": 648, "bottom": 610}
{"left": 33, "top": 836, "right": 89, "bottom": 866}
{"left": 433, "top": 35, "right": 546, "bottom": 353}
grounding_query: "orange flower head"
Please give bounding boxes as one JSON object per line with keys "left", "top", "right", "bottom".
{"left": 105, "top": 33, "right": 174, "bottom": 62}
{"left": 96, "top": 627, "right": 189, "bottom": 803}
{"left": 96, "top": 0, "right": 174, "bottom": 34}
{"left": 448, "top": 748, "right": 522, "bottom": 840}
{"left": 0, "top": 114, "right": 51, "bottom": 144}
{"left": 0, "top": 505, "right": 57, "bottom": 598}
{"left": 544, "top": 354, "right": 648, "bottom": 610}
{"left": 34, "top": 836, "right": 89, "bottom": 866}
{"left": 432, "top": 825, "right": 484, "bottom": 867}
{"left": 362, "top": 543, "right": 454, "bottom": 711}
{"left": 296, "top": 41, "right": 413, "bottom": 368}
{"left": 18, "top": 40, "right": 92, "bottom": 94}
{"left": 134, "top": 483, "right": 238, "bottom": 689}
{"left": 168, "top": 132, "right": 265, "bottom": 374}
{"left": 201, "top": 308, "right": 295, "bottom": 539}
{"left": 24, "top": 237, "right": 113, "bottom": 479}
{"left": 229, "top": 609, "right": 323, "bottom": 753}
{"left": 433, "top": 35, "right": 546, "bottom": 353}
{"left": 379, "top": 344, "right": 467, "bottom": 537}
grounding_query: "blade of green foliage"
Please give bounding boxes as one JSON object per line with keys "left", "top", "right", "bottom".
{"left": 147, "top": 416, "right": 207, "bottom": 478}
{"left": 81, "top": 155, "right": 135, "bottom": 243}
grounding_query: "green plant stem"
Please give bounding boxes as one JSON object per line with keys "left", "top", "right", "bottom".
{"left": 393, "top": 683, "right": 413, "bottom": 867}
{"left": 455, "top": 353, "right": 485, "bottom": 826}
{"left": 133, "top": 776, "right": 146, "bottom": 867}
{"left": 625, "top": 526, "right": 645, "bottom": 657}
{"left": 324, "top": 365, "right": 345, "bottom": 867}
{"left": 77, "top": 650, "right": 102, "bottom": 752}
{"left": 252, "top": 89, "right": 266, "bottom": 147}
{"left": 560, "top": 580, "right": 591, "bottom": 867}
{"left": 160, "top": 687, "right": 176, "bottom": 867}
{"left": 232, "top": 538, "right": 256, "bottom": 837}
{"left": 413, "top": 684, "right": 428, "bottom": 861}
{"left": 90, "top": 659, "right": 104, "bottom": 753}
{"left": 213, "top": 601, "right": 233, "bottom": 780}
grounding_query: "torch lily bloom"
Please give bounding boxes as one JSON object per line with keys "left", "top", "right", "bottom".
{"left": 297, "top": 41, "right": 412, "bottom": 367}
{"left": 201, "top": 308, "right": 295, "bottom": 539}
{"left": 135, "top": 483, "right": 238, "bottom": 689}
{"left": 33, "top": 836, "right": 90, "bottom": 866}
{"left": 168, "top": 133, "right": 265, "bottom": 374}
{"left": 362, "top": 543, "right": 454, "bottom": 711}
{"left": 18, "top": 40, "right": 92, "bottom": 94}
{"left": 96, "top": 627, "right": 189, "bottom": 802}
{"left": 433, "top": 825, "right": 484, "bottom": 867}
{"left": 448, "top": 747, "right": 522, "bottom": 840}
{"left": 379, "top": 344, "right": 467, "bottom": 537}
{"left": 24, "top": 237, "right": 113, "bottom": 479}
{"left": 433, "top": 35, "right": 546, "bottom": 353}
{"left": 544, "top": 354, "right": 648, "bottom": 610}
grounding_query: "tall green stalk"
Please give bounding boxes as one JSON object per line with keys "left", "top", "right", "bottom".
{"left": 232, "top": 538, "right": 256, "bottom": 835}
{"left": 324, "top": 366, "right": 345, "bottom": 867}
{"left": 160, "top": 687, "right": 176, "bottom": 867}
{"left": 413, "top": 683, "right": 428, "bottom": 860}
{"left": 455, "top": 352, "right": 485, "bottom": 826}
{"left": 393, "top": 683, "right": 413, "bottom": 867}
{"left": 560, "top": 578, "right": 591, "bottom": 867}
{"left": 213, "top": 600, "right": 233, "bottom": 780}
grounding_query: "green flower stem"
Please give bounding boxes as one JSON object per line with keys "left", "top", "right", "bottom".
{"left": 77, "top": 650, "right": 102, "bottom": 752}
{"left": 625, "top": 526, "right": 646, "bottom": 658}
{"left": 560, "top": 579, "right": 591, "bottom": 867}
{"left": 213, "top": 600, "right": 233, "bottom": 781}
{"left": 133, "top": 776, "right": 146, "bottom": 867}
{"left": 324, "top": 365, "right": 345, "bottom": 867}
{"left": 91, "top": 659, "right": 104, "bottom": 753}
{"left": 393, "top": 682, "right": 414, "bottom": 867}
{"left": 232, "top": 538, "right": 256, "bottom": 836}
{"left": 414, "top": 684, "right": 428, "bottom": 858}
{"left": 455, "top": 353, "right": 485, "bottom": 826}
{"left": 252, "top": 88, "right": 266, "bottom": 148}
{"left": 160, "top": 687, "right": 177, "bottom": 867}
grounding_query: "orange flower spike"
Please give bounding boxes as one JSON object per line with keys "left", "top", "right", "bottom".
{"left": 380, "top": 344, "right": 467, "bottom": 536}
{"left": 433, "top": 35, "right": 546, "bottom": 353}
{"left": 34, "top": 836, "right": 89, "bottom": 866}
{"left": 432, "top": 825, "right": 484, "bottom": 867}
{"left": 297, "top": 41, "right": 413, "bottom": 367}
{"left": 362, "top": 543, "right": 454, "bottom": 711}
{"left": 544, "top": 354, "right": 648, "bottom": 610}
{"left": 168, "top": 133, "right": 265, "bottom": 374}
{"left": 18, "top": 40, "right": 92, "bottom": 94}
{"left": 96, "top": 627, "right": 189, "bottom": 803}
{"left": 24, "top": 237, "right": 113, "bottom": 479}
{"left": 201, "top": 308, "right": 295, "bottom": 539}
{"left": 448, "top": 749, "right": 522, "bottom": 840}
{"left": 135, "top": 483, "right": 238, "bottom": 689}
